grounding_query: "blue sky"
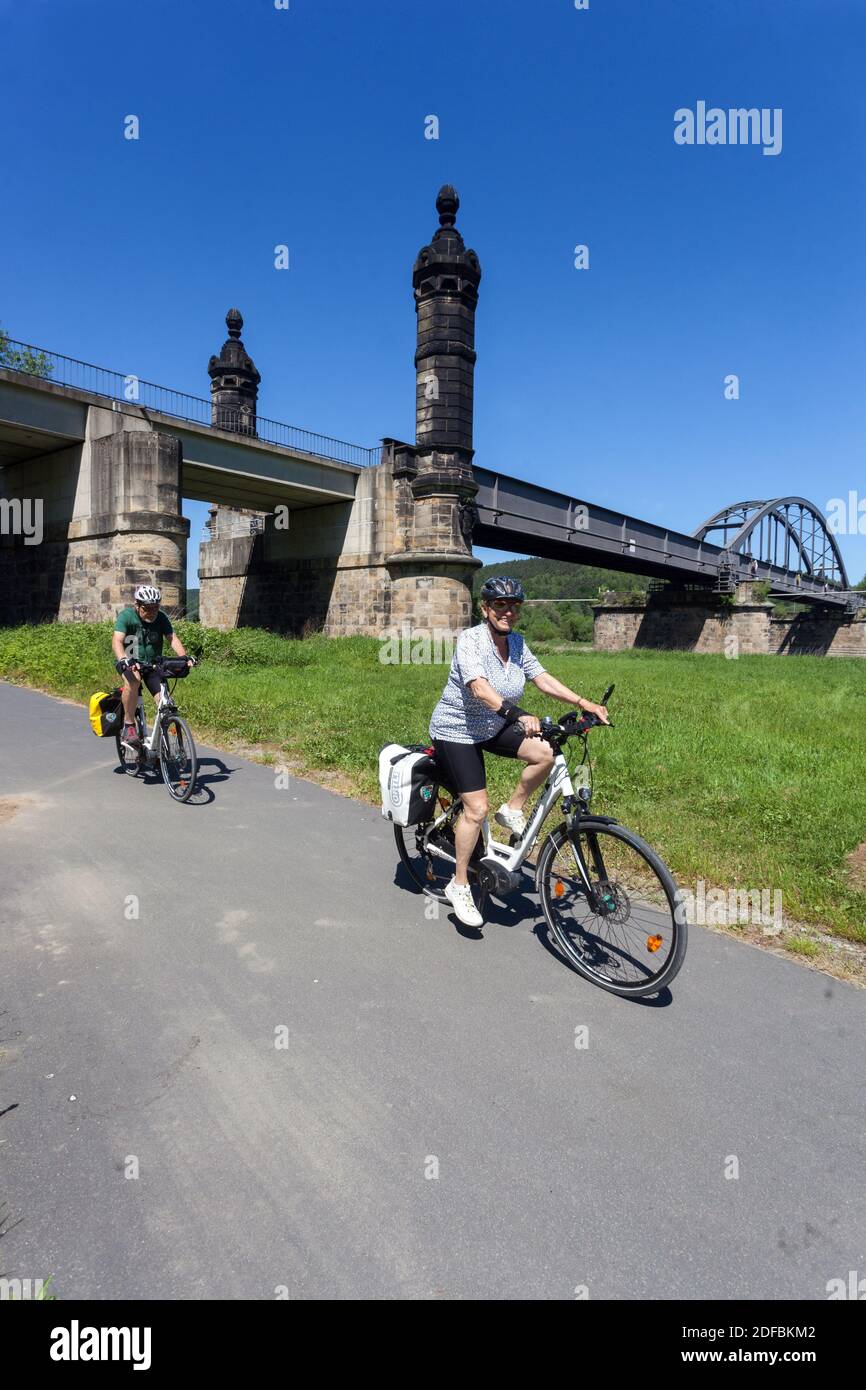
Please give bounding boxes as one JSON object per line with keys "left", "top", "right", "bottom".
{"left": 2, "top": 0, "right": 864, "bottom": 585}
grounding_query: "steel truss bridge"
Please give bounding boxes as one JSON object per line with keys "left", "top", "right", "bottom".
{"left": 472, "top": 471, "right": 863, "bottom": 611}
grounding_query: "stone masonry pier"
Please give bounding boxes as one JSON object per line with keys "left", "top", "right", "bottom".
{"left": 593, "top": 583, "right": 866, "bottom": 656}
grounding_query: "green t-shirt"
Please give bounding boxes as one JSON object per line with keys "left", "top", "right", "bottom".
{"left": 114, "top": 607, "right": 174, "bottom": 663}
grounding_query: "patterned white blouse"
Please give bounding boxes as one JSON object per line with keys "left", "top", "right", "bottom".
{"left": 429, "top": 623, "right": 546, "bottom": 745}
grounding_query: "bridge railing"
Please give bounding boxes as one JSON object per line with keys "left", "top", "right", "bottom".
{"left": 0, "top": 338, "right": 380, "bottom": 468}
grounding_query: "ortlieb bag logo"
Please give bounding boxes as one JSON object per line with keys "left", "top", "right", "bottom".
{"left": 89, "top": 689, "right": 123, "bottom": 737}
{"left": 378, "top": 743, "right": 438, "bottom": 826}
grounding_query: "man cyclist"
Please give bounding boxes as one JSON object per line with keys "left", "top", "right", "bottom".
{"left": 429, "top": 575, "right": 609, "bottom": 929}
{"left": 112, "top": 585, "right": 195, "bottom": 751}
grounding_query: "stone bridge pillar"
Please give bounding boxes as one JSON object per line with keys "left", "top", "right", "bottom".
{"left": 67, "top": 424, "right": 188, "bottom": 619}
{"left": 0, "top": 402, "right": 187, "bottom": 625}
{"left": 384, "top": 185, "right": 483, "bottom": 635}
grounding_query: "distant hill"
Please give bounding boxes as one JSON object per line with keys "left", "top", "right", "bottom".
{"left": 473, "top": 557, "right": 650, "bottom": 643}
{"left": 474, "top": 557, "right": 650, "bottom": 601}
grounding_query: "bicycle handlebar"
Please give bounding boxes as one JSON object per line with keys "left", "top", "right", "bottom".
{"left": 119, "top": 656, "right": 196, "bottom": 677}
{"left": 535, "top": 689, "right": 615, "bottom": 745}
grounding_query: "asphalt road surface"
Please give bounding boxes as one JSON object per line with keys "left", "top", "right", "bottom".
{"left": 1, "top": 681, "right": 864, "bottom": 1300}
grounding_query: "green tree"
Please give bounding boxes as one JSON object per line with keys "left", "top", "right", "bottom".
{"left": 0, "top": 323, "right": 54, "bottom": 377}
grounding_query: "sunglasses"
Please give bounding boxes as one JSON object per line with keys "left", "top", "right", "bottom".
{"left": 489, "top": 599, "right": 522, "bottom": 612}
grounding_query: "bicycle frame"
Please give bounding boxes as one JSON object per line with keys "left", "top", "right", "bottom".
{"left": 422, "top": 741, "right": 606, "bottom": 904}
{"left": 131, "top": 678, "right": 175, "bottom": 760}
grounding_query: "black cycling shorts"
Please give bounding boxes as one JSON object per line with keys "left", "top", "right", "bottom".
{"left": 432, "top": 723, "right": 528, "bottom": 796}
{"left": 123, "top": 666, "right": 162, "bottom": 697}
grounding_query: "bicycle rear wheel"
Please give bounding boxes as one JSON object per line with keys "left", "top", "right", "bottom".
{"left": 158, "top": 713, "right": 197, "bottom": 803}
{"left": 536, "top": 820, "right": 686, "bottom": 997}
{"left": 394, "top": 797, "right": 487, "bottom": 913}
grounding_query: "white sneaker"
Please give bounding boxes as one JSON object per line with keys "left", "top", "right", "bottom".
{"left": 495, "top": 803, "right": 526, "bottom": 838}
{"left": 444, "top": 878, "right": 484, "bottom": 928}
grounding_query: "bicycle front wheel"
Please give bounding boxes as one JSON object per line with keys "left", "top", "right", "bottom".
{"left": 158, "top": 713, "right": 197, "bottom": 803}
{"left": 536, "top": 820, "right": 687, "bottom": 997}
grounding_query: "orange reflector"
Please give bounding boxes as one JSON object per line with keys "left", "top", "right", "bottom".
{"left": 646, "top": 934, "right": 663, "bottom": 953}
{"left": 554, "top": 881, "right": 566, "bottom": 898}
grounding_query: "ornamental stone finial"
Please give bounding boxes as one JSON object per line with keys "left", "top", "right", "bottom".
{"left": 207, "top": 308, "right": 260, "bottom": 436}
{"left": 436, "top": 185, "right": 459, "bottom": 227}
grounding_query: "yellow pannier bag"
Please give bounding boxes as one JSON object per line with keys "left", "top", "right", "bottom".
{"left": 89, "top": 689, "right": 123, "bottom": 737}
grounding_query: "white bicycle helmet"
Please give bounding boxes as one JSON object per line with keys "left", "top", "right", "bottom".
{"left": 134, "top": 585, "right": 161, "bottom": 604}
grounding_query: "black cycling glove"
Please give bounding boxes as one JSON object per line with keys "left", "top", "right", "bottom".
{"left": 498, "top": 702, "right": 529, "bottom": 726}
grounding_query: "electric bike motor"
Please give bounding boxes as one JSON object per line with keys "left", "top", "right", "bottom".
{"left": 476, "top": 857, "right": 522, "bottom": 898}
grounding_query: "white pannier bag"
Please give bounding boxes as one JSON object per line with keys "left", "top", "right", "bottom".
{"left": 379, "top": 743, "right": 439, "bottom": 826}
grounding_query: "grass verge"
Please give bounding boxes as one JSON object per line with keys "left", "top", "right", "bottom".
{"left": 2, "top": 621, "right": 865, "bottom": 973}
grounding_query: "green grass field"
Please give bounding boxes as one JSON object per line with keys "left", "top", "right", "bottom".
{"left": 2, "top": 621, "right": 865, "bottom": 948}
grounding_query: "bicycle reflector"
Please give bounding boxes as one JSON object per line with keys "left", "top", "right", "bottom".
{"left": 646, "top": 935, "right": 663, "bottom": 953}
{"left": 554, "top": 881, "right": 566, "bottom": 898}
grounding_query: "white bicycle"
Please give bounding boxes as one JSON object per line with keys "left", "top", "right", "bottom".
{"left": 116, "top": 657, "right": 198, "bottom": 803}
{"left": 395, "top": 686, "right": 687, "bottom": 997}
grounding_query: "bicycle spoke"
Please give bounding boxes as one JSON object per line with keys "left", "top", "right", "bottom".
{"left": 543, "top": 828, "right": 680, "bottom": 991}
{"left": 159, "top": 715, "right": 196, "bottom": 801}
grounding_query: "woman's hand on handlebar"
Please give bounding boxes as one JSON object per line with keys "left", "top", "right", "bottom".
{"left": 517, "top": 714, "right": 542, "bottom": 737}
{"left": 580, "top": 701, "right": 610, "bottom": 726}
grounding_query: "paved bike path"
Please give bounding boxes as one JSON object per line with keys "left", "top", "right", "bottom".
{"left": 1, "top": 681, "right": 863, "bottom": 1300}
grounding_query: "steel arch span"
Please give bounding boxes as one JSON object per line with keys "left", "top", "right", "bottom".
{"left": 692, "top": 497, "right": 849, "bottom": 589}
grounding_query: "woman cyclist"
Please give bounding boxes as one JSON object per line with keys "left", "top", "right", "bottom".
{"left": 429, "top": 575, "right": 609, "bottom": 928}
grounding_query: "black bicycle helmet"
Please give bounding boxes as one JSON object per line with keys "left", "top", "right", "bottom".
{"left": 480, "top": 574, "right": 526, "bottom": 602}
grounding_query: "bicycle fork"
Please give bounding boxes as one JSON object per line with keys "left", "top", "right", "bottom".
{"left": 562, "top": 813, "right": 618, "bottom": 917}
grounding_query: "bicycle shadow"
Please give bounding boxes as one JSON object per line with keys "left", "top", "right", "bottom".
{"left": 531, "top": 916, "right": 675, "bottom": 1007}
{"left": 183, "top": 757, "right": 238, "bottom": 805}
{"left": 392, "top": 860, "right": 540, "bottom": 939}
{"left": 112, "top": 756, "right": 237, "bottom": 807}
{"left": 393, "top": 861, "right": 675, "bottom": 1002}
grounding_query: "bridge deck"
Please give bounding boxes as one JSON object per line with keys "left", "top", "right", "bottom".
{"left": 473, "top": 467, "right": 852, "bottom": 607}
